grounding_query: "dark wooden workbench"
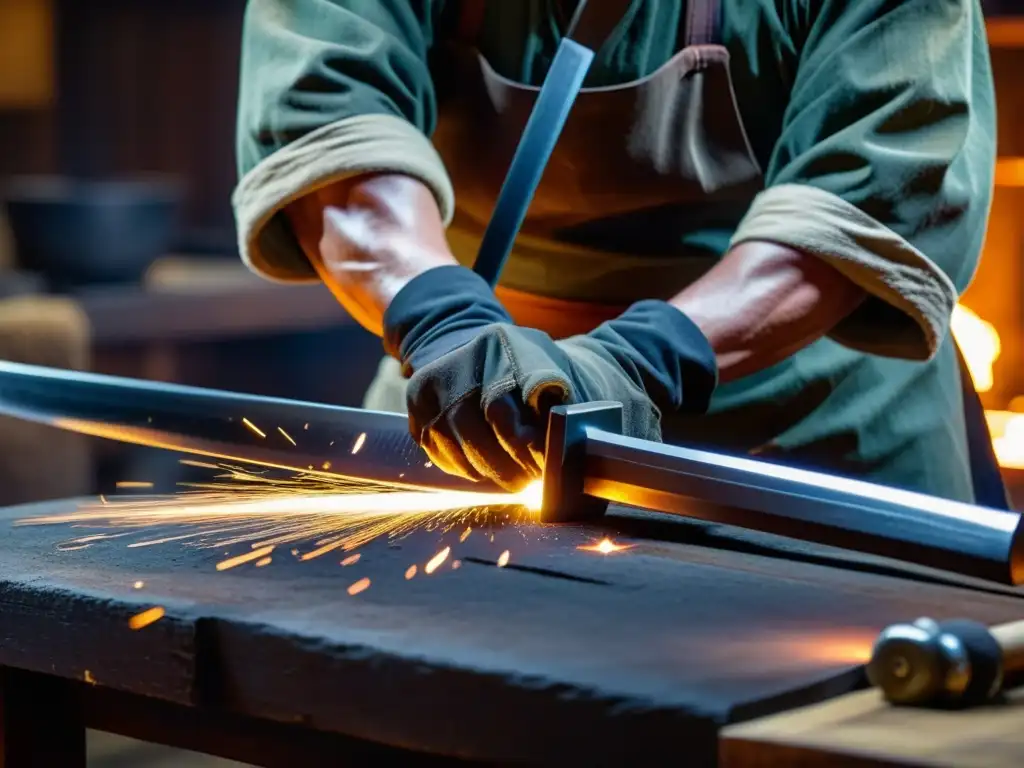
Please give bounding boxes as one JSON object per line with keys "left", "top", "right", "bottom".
{"left": 2, "top": 498, "right": 1024, "bottom": 766}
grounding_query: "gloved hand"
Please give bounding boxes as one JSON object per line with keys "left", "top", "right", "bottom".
{"left": 383, "top": 266, "right": 717, "bottom": 490}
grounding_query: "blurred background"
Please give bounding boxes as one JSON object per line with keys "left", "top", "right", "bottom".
{"left": 0, "top": 0, "right": 1022, "bottom": 763}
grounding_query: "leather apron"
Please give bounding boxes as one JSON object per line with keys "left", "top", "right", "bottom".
{"left": 363, "top": 0, "right": 1010, "bottom": 508}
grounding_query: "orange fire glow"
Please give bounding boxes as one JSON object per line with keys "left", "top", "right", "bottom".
{"left": 952, "top": 304, "right": 1023, "bottom": 469}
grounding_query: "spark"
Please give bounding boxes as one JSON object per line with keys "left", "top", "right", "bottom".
{"left": 452, "top": 560, "right": 462, "bottom": 570}
{"left": 180, "top": 459, "right": 221, "bottom": 470}
{"left": 352, "top": 433, "right": 366, "bottom": 454}
{"left": 577, "top": 537, "right": 632, "bottom": 554}
{"left": 133, "top": 580, "right": 145, "bottom": 589}
{"left": 216, "top": 545, "right": 275, "bottom": 571}
{"left": 129, "top": 606, "right": 165, "bottom": 630}
{"left": 255, "top": 557, "right": 272, "bottom": 567}
{"left": 425, "top": 546, "right": 450, "bottom": 574}
{"left": 405, "top": 565, "right": 417, "bottom": 580}
{"left": 21, "top": 466, "right": 543, "bottom": 569}
{"left": 322, "top": 462, "right": 332, "bottom": 470}
{"left": 241, "top": 418, "right": 266, "bottom": 438}
{"left": 459, "top": 527, "right": 472, "bottom": 542}
{"left": 341, "top": 553, "right": 361, "bottom": 566}
{"left": 277, "top": 427, "right": 296, "bottom": 446}
{"left": 497, "top": 550, "right": 510, "bottom": 567}
{"left": 84, "top": 670, "right": 96, "bottom": 685}
{"left": 347, "top": 577, "right": 371, "bottom": 595}
{"left": 116, "top": 481, "right": 153, "bottom": 490}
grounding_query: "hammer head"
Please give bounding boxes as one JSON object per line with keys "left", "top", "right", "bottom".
{"left": 866, "top": 617, "right": 971, "bottom": 706}
{"left": 540, "top": 401, "right": 622, "bottom": 523}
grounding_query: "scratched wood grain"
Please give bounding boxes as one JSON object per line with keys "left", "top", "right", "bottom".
{"left": 1, "top": 497, "right": 1023, "bottom": 765}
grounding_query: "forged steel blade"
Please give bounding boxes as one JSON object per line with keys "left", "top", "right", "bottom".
{"left": 544, "top": 403, "right": 1024, "bottom": 585}
{"left": 0, "top": 360, "right": 493, "bottom": 492}
{"left": 587, "top": 429, "right": 1024, "bottom": 584}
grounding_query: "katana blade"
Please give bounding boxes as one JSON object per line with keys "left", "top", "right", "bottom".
{"left": 0, "top": 360, "right": 493, "bottom": 492}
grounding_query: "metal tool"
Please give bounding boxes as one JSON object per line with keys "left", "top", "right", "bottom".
{"left": 471, "top": 37, "right": 594, "bottom": 286}
{"left": 867, "top": 616, "right": 1024, "bottom": 707}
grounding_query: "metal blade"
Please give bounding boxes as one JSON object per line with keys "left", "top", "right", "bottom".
{"left": 583, "top": 427, "right": 1024, "bottom": 584}
{"left": 0, "top": 360, "right": 494, "bottom": 492}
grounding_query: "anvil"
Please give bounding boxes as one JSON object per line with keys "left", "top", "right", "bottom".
{"left": 0, "top": 360, "right": 1020, "bottom": 586}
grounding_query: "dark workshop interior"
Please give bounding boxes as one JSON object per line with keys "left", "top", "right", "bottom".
{"left": 1, "top": 1, "right": 1024, "bottom": 766}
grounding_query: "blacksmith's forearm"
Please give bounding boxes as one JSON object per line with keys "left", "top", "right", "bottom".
{"left": 671, "top": 241, "right": 866, "bottom": 383}
{"left": 285, "top": 174, "right": 457, "bottom": 337}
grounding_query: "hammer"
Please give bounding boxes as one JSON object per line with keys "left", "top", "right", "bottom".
{"left": 866, "top": 616, "right": 1024, "bottom": 707}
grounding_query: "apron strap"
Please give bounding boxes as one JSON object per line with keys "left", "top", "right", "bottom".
{"left": 684, "top": 0, "right": 724, "bottom": 46}
{"left": 954, "top": 340, "right": 1012, "bottom": 510}
{"left": 564, "top": 0, "right": 633, "bottom": 53}
{"left": 456, "top": 0, "right": 487, "bottom": 45}
{"left": 457, "top": 1, "right": 633, "bottom": 54}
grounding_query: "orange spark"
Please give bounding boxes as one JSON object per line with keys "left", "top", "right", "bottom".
{"left": 129, "top": 606, "right": 165, "bottom": 630}
{"left": 425, "top": 546, "right": 450, "bottom": 574}
{"left": 24, "top": 469, "right": 542, "bottom": 572}
{"left": 405, "top": 565, "right": 417, "bottom": 580}
{"left": 84, "top": 670, "right": 97, "bottom": 685}
{"left": 341, "top": 553, "right": 361, "bottom": 566}
{"left": 577, "top": 537, "right": 632, "bottom": 554}
{"left": 352, "top": 433, "right": 366, "bottom": 454}
{"left": 497, "top": 550, "right": 510, "bottom": 567}
{"left": 322, "top": 462, "right": 332, "bottom": 470}
{"left": 255, "top": 557, "right": 272, "bottom": 567}
{"left": 216, "top": 545, "right": 275, "bottom": 571}
{"left": 241, "top": 418, "right": 266, "bottom": 438}
{"left": 277, "top": 427, "right": 296, "bottom": 446}
{"left": 116, "top": 481, "right": 153, "bottom": 490}
{"left": 179, "top": 459, "right": 221, "bottom": 470}
{"left": 459, "top": 527, "right": 472, "bottom": 542}
{"left": 347, "top": 577, "right": 371, "bottom": 595}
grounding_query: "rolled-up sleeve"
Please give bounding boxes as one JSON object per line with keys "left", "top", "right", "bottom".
{"left": 730, "top": 0, "right": 995, "bottom": 360}
{"left": 233, "top": 0, "right": 453, "bottom": 282}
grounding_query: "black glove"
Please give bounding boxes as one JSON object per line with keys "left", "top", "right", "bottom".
{"left": 383, "top": 266, "right": 717, "bottom": 490}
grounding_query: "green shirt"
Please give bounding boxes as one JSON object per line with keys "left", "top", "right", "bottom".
{"left": 233, "top": 0, "right": 996, "bottom": 501}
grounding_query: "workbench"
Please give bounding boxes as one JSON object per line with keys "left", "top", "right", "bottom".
{"left": 1, "top": 497, "right": 1023, "bottom": 766}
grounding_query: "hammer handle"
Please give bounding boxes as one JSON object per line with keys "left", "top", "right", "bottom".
{"left": 990, "top": 619, "right": 1024, "bottom": 673}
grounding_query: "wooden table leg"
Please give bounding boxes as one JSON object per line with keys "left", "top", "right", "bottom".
{"left": 0, "top": 668, "right": 85, "bottom": 767}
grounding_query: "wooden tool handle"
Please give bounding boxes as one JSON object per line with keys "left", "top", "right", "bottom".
{"left": 990, "top": 619, "right": 1024, "bottom": 673}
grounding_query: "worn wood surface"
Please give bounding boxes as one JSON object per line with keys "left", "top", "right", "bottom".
{"left": 720, "top": 686, "right": 1024, "bottom": 767}
{"left": 2, "top": 498, "right": 1024, "bottom": 765}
